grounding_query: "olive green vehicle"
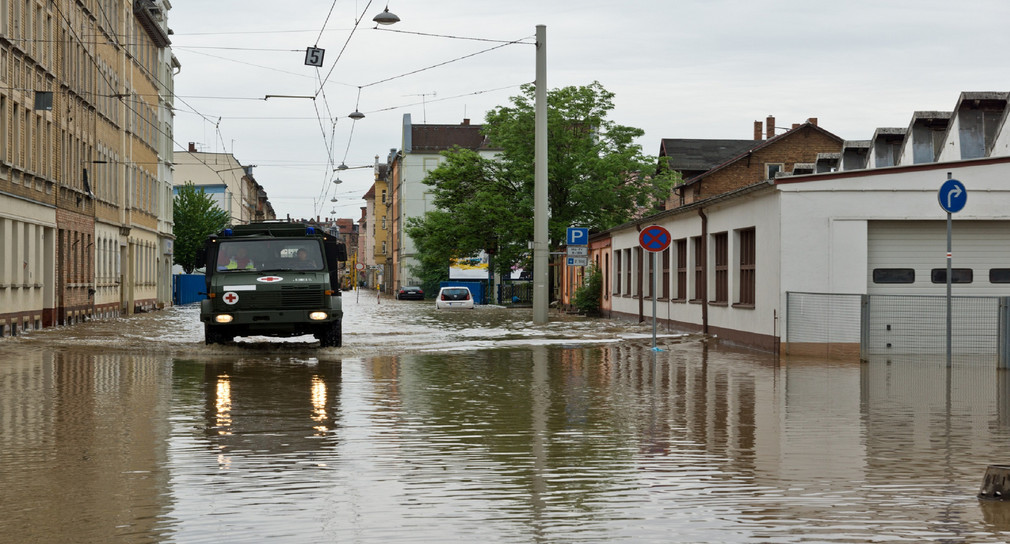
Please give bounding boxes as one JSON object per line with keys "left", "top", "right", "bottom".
{"left": 198, "top": 221, "right": 347, "bottom": 346}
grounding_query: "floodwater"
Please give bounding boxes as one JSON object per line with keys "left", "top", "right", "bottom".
{"left": 3, "top": 293, "right": 1010, "bottom": 543}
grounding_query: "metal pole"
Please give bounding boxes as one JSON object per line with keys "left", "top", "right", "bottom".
{"left": 946, "top": 209, "right": 952, "bottom": 368}
{"left": 533, "top": 24, "right": 549, "bottom": 325}
{"left": 652, "top": 251, "right": 658, "bottom": 350}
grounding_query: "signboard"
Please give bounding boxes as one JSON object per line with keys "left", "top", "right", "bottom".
{"left": 938, "top": 178, "right": 966, "bottom": 213}
{"left": 567, "top": 227, "right": 589, "bottom": 246}
{"left": 305, "top": 47, "right": 325, "bottom": 67}
{"left": 567, "top": 246, "right": 588, "bottom": 256}
{"left": 639, "top": 225, "right": 672, "bottom": 253}
{"left": 566, "top": 256, "right": 588, "bottom": 267}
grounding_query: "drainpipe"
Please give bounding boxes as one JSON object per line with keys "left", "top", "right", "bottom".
{"left": 635, "top": 223, "right": 644, "bottom": 322}
{"left": 698, "top": 207, "right": 708, "bottom": 334}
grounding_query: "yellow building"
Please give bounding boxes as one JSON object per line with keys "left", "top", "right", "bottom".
{"left": 0, "top": 0, "right": 177, "bottom": 335}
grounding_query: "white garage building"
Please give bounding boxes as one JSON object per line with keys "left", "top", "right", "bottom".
{"left": 608, "top": 92, "right": 1010, "bottom": 358}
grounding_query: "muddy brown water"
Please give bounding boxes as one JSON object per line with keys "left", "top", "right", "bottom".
{"left": 3, "top": 296, "right": 1010, "bottom": 542}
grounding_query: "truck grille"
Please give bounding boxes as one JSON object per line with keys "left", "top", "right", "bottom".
{"left": 243, "top": 286, "right": 323, "bottom": 309}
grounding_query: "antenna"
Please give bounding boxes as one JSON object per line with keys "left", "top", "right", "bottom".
{"left": 404, "top": 91, "right": 437, "bottom": 123}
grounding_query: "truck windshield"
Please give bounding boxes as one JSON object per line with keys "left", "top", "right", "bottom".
{"left": 216, "top": 240, "right": 324, "bottom": 272}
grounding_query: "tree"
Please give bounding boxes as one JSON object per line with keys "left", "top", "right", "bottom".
{"left": 407, "top": 81, "right": 679, "bottom": 284}
{"left": 173, "top": 183, "right": 230, "bottom": 273}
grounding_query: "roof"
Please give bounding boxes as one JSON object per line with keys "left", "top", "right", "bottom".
{"left": 362, "top": 183, "right": 376, "bottom": 200}
{"left": 410, "top": 124, "right": 493, "bottom": 152}
{"left": 679, "top": 122, "right": 843, "bottom": 186}
{"left": 659, "top": 139, "right": 756, "bottom": 172}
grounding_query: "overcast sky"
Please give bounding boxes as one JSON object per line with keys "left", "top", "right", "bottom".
{"left": 167, "top": 0, "right": 1010, "bottom": 221}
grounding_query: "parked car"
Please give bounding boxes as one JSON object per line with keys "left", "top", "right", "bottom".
{"left": 435, "top": 286, "right": 475, "bottom": 309}
{"left": 396, "top": 285, "right": 425, "bottom": 300}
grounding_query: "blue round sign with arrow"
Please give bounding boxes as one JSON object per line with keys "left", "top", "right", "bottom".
{"left": 938, "top": 178, "right": 967, "bottom": 213}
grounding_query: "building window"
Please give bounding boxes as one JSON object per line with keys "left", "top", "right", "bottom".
{"left": 613, "top": 250, "right": 621, "bottom": 294}
{"left": 990, "top": 269, "right": 1010, "bottom": 283}
{"left": 738, "top": 228, "right": 755, "bottom": 306}
{"left": 635, "top": 247, "right": 643, "bottom": 297}
{"left": 872, "top": 268, "right": 915, "bottom": 283}
{"left": 931, "top": 268, "right": 972, "bottom": 284}
{"left": 692, "top": 236, "right": 704, "bottom": 302}
{"left": 381, "top": 189, "right": 387, "bottom": 204}
{"left": 604, "top": 253, "right": 610, "bottom": 299}
{"left": 624, "top": 248, "right": 632, "bottom": 296}
{"left": 712, "top": 232, "right": 728, "bottom": 304}
{"left": 766, "top": 163, "right": 783, "bottom": 179}
{"left": 675, "top": 239, "right": 686, "bottom": 301}
{"left": 381, "top": 241, "right": 386, "bottom": 255}
{"left": 661, "top": 248, "right": 670, "bottom": 299}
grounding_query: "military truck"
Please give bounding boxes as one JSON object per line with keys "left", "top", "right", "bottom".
{"left": 197, "top": 221, "right": 347, "bottom": 347}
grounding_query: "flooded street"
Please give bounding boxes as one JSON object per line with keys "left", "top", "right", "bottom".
{"left": 4, "top": 293, "right": 1010, "bottom": 542}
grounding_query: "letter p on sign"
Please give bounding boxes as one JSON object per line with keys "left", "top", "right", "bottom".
{"left": 567, "top": 227, "right": 589, "bottom": 246}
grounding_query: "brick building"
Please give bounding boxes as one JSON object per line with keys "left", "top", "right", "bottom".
{"left": 662, "top": 116, "right": 843, "bottom": 209}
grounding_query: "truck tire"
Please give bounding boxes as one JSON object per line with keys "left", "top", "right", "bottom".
{"left": 317, "top": 320, "right": 342, "bottom": 347}
{"left": 205, "top": 324, "right": 232, "bottom": 345}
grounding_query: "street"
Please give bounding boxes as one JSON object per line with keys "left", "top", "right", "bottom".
{"left": 2, "top": 294, "right": 1010, "bottom": 543}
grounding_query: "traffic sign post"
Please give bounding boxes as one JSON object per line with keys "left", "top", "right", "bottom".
{"left": 939, "top": 175, "right": 966, "bottom": 368}
{"left": 639, "top": 225, "right": 672, "bottom": 351}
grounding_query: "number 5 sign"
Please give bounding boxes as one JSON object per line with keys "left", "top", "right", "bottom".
{"left": 305, "top": 47, "right": 325, "bottom": 67}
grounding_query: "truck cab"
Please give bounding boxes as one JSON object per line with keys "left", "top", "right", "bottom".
{"left": 198, "top": 221, "right": 347, "bottom": 347}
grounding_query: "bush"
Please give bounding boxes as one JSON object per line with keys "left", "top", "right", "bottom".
{"left": 572, "top": 265, "right": 603, "bottom": 315}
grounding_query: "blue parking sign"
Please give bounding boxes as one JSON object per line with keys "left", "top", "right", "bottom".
{"left": 567, "top": 227, "right": 589, "bottom": 246}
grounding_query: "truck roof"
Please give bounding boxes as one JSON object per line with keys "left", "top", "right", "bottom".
{"left": 219, "top": 221, "right": 331, "bottom": 239}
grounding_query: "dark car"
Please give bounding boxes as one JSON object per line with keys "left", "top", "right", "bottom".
{"left": 396, "top": 286, "right": 425, "bottom": 300}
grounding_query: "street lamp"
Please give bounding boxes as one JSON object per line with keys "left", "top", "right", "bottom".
{"left": 373, "top": 5, "right": 399, "bottom": 25}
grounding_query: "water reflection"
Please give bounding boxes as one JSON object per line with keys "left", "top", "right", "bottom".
{"left": 0, "top": 350, "right": 173, "bottom": 542}
{"left": 4, "top": 341, "right": 1010, "bottom": 542}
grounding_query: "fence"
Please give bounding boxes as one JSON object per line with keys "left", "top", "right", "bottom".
{"left": 786, "top": 292, "right": 1010, "bottom": 366}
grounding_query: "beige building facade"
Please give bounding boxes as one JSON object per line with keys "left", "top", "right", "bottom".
{"left": 0, "top": 0, "right": 177, "bottom": 336}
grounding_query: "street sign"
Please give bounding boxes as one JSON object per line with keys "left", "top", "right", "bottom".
{"left": 567, "top": 246, "right": 588, "bottom": 256}
{"left": 566, "top": 256, "right": 588, "bottom": 267}
{"left": 305, "top": 47, "right": 325, "bottom": 67}
{"left": 938, "top": 178, "right": 967, "bottom": 213}
{"left": 567, "top": 227, "right": 589, "bottom": 246}
{"left": 355, "top": 263, "right": 365, "bottom": 271}
{"left": 639, "top": 225, "right": 672, "bottom": 253}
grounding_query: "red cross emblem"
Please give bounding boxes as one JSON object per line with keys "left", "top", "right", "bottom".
{"left": 257, "top": 276, "right": 284, "bottom": 283}
{"left": 223, "top": 292, "right": 239, "bottom": 305}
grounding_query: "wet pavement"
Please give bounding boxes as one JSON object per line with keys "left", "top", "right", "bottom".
{"left": 3, "top": 291, "right": 1010, "bottom": 542}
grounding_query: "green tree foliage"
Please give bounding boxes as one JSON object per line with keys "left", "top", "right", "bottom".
{"left": 173, "top": 183, "right": 230, "bottom": 273}
{"left": 407, "top": 81, "right": 679, "bottom": 283}
{"left": 572, "top": 265, "right": 603, "bottom": 315}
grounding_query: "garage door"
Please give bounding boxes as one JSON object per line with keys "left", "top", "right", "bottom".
{"left": 866, "top": 220, "right": 1010, "bottom": 355}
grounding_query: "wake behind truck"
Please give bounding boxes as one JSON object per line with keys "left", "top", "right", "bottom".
{"left": 197, "top": 221, "right": 347, "bottom": 347}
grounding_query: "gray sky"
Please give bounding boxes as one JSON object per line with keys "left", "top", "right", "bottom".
{"left": 168, "top": 0, "right": 1010, "bottom": 221}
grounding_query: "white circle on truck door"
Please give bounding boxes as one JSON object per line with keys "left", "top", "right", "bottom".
{"left": 222, "top": 292, "right": 240, "bottom": 305}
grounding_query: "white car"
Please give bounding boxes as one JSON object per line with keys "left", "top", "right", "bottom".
{"left": 435, "top": 286, "right": 475, "bottom": 309}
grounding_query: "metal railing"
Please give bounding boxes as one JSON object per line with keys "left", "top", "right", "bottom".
{"left": 786, "top": 292, "right": 1010, "bottom": 367}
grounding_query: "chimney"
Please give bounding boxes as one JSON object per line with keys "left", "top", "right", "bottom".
{"left": 792, "top": 123, "right": 800, "bottom": 130}
{"left": 753, "top": 120, "right": 763, "bottom": 141}
{"left": 765, "top": 116, "right": 775, "bottom": 139}
{"left": 807, "top": 117, "right": 818, "bottom": 126}
{"left": 462, "top": 118, "right": 470, "bottom": 126}
{"left": 188, "top": 142, "right": 196, "bottom": 152}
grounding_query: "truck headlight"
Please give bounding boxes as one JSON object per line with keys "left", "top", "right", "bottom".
{"left": 309, "top": 311, "right": 328, "bottom": 321}
{"left": 215, "top": 314, "right": 234, "bottom": 323}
